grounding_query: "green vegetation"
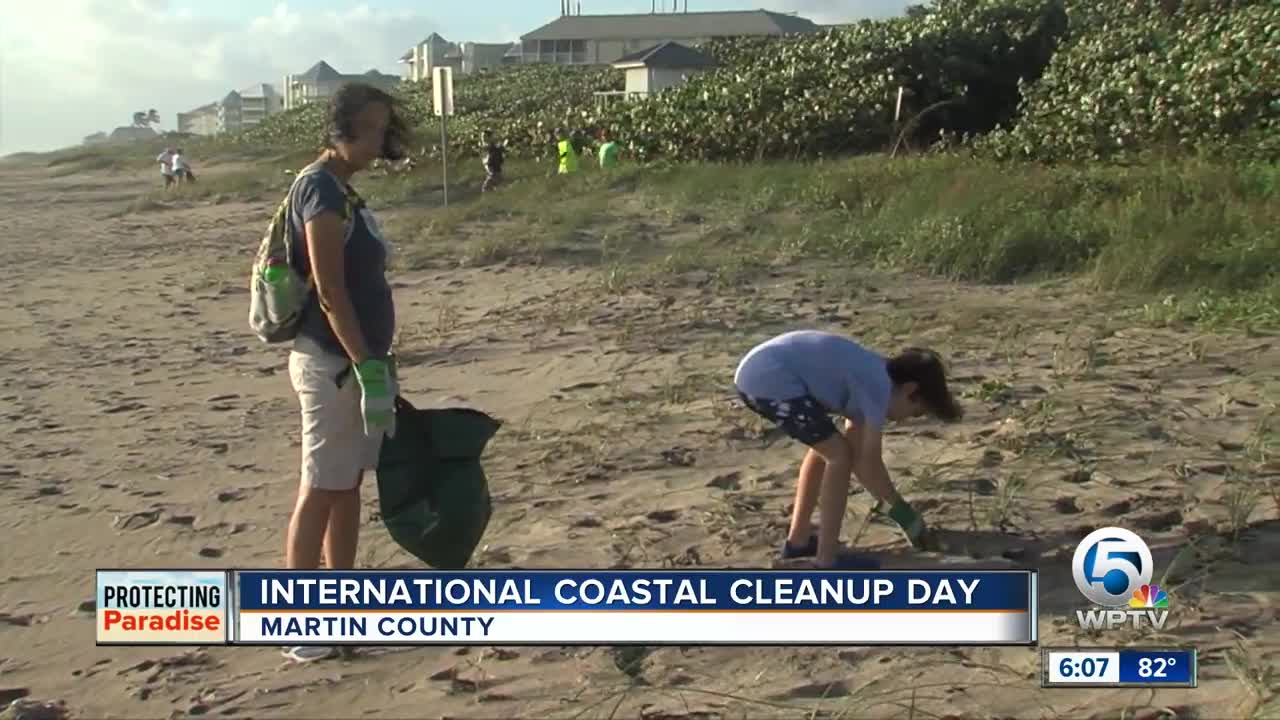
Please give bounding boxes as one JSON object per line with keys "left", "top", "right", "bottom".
{"left": 239, "top": 65, "right": 621, "bottom": 159}
{"left": 236, "top": 0, "right": 1278, "bottom": 164}
{"left": 31, "top": 0, "right": 1276, "bottom": 326}
{"left": 978, "top": 0, "right": 1280, "bottom": 162}
{"left": 381, "top": 154, "right": 1279, "bottom": 329}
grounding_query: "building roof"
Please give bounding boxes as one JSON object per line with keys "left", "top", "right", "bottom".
{"left": 357, "top": 69, "right": 400, "bottom": 83}
{"left": 238, "top": 83, "right": 276, "bottom": 98}
{"left": 522, "top": 9, "right": 819, "bottom": 41}
{"left": 221, "top": 90, "right": 242, "bottom": 105}
{"left": 296, "top": 60, "right": 343, "bottom": 82}
{"left": 179, "top": 102, "right": 219, "bottom": 116}
{"left": 612, "top": 41, "right": 715, "bottom": 69}
{"left": 401, "top": 32, "right": 458, "bottom": 60}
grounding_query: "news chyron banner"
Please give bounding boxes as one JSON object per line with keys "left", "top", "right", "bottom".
{"left": 96, "top": 570, "right": 229, "bottom": 645}
{"left": 98, "top": 569, "right": 1036, "bottom": 646}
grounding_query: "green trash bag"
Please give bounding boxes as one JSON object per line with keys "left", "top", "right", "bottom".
{"left": 375, "top": 395, "right": 502, "bottom": 570}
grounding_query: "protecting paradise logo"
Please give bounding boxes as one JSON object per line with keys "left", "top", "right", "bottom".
{"left": 1129, "top": 583, "right": 1169, "bottom": 609}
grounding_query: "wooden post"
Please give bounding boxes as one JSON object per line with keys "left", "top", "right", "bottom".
{"left": 433, "top": 66, "right": 455, "bottom": 208}
{"left": 440, "top": 113, "right": 449, "bottom": 208}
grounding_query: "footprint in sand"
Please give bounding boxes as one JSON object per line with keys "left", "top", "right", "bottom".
{"left": 112, "top": 510, "right": 161, "bottom": 531}
{"left": 1102, "top": 499, "right": 1133, "bottom": 516}
{"left": 1053, "top": 496, "right": 1082, "bottom": 514}
{"left": 660, "top": 447, "right": 696, "bottom": 467}
{"left": 706, "top": 472, "right": 741, "bottom": 490}
{"left": 770, "top": 679, "right": 852, "bottom": 701}
{"left": 645, "top": 510, "right": 680, "bottom": 524}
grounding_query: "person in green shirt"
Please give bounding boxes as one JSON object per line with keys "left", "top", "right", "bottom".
{"left": 597, "top": 128, "right": 620, "bottom": 169}
{"left": 556, "top": 128, "right": 579, "bottom": 175}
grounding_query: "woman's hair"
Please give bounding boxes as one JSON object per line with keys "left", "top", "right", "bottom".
{"left": 325, "top": 82, "right": 408, "bottom": 161}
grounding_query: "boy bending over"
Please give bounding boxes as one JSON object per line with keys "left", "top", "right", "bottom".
{"left": 734, "top": 330, "right": 963, "bottom": 569}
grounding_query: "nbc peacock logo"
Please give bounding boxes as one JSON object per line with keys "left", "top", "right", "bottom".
{"left": 1128, "top": 584, "right": 1170, "bottom": 610}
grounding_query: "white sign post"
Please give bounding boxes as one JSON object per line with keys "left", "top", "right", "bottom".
{"left": 432, "top": 66, "right": 455, "bottom": 207}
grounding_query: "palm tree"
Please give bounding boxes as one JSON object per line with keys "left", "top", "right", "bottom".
{"left": 132, "top": 109, "right": 161, "bottom": 128}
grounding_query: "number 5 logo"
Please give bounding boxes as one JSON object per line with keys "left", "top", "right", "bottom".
{"left": 1072, "top": 527, "right": 1153, "bottom": 607}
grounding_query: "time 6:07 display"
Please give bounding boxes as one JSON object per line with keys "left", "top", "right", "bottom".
{"left": 1047, "top": 651, "right": 1121, "bottom": 684}
{"left": 1061, "top": 656, "right": 1108, "bottom": 677}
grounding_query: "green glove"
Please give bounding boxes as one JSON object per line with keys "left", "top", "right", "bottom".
{"left": 353, "top": 357, "right": 397, "bottom": 438}
{"left": 888, "top": 499, "right": 939, "bottom": 552}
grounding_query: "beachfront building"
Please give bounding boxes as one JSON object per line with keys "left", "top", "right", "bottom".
{"left": 596, "top": 41, "right": 716, "bottom": 109}
{"left": 219, "top": 84, "right": 283, "bottom": 132}
{"left": 516, "top": 7, "right": 818, "bottom": 66}
{"left": 176, "top": 103, "right": 221, "bottom": 135}
{"left": 399, "top": 33, "right": 515, "bottom": 81}
{"left": 282, "top": 61, "right": 400, "bottom": 111}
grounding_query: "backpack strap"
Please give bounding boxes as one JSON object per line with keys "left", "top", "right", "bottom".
{"left": 285, "top": 166, "right": 366, "bottom": 323}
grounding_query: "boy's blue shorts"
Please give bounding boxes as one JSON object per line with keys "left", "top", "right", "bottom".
{"left": 737, "top": 391, "right": 838, "bottom": 447}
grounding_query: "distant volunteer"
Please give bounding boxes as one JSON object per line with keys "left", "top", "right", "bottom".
{"left": 156, "top": 148, "right": 175, "bottom": 188}
{"left": 280, "top": 82, "right": 407, "bottom": 664}
{"left": 556, "top": 128, "right": 579, "bottom": 175}
{"left": 170, "top": 149, "right": 195, "bottom": 184}
{"left": 597, "top": 129, "right": 620, "bottom": 169}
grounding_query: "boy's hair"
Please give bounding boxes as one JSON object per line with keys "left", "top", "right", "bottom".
{"left": 886, "top": 348, "right": 963, "bottom": 422}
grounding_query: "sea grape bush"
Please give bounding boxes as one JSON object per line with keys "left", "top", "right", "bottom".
{"left": 235, "top": 0, "right": 1276, "bottom": 163}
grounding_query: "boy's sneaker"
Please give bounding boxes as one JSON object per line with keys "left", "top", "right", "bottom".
{"left": 781, "top": 529, "right": 819, "bottom": 559}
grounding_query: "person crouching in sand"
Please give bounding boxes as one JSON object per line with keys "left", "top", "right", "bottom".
{"left": 733, "top": 330, "right": 963, "bottom": 569}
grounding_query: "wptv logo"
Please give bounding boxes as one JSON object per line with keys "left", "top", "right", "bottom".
{"left": 1072, "top": 527, "right": 1170, "bottom": 632}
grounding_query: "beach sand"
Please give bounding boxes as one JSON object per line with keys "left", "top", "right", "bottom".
{"left": 1, "top": 158, "right": 1276, "bottom": 719}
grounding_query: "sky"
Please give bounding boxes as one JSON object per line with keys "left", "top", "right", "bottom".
{"left": 0, "top": 0, "right": 913, "bottom": 155}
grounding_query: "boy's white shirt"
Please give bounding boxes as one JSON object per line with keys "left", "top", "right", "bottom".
{"left": 171, "top": 154, "right": 188, "bottom": 171}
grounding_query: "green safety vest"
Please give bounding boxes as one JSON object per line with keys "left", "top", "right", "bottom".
{"left": 558, "top": 140, "right": 579, "bottom": 174}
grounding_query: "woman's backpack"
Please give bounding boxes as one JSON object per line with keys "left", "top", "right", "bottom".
{"left": 247, "top": 167, "right": 362, "bottom": 344}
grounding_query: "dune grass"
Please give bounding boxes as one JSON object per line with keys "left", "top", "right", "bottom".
{"left": 377, "top": 153, "right": 1279, "bottom": 329}
{"left": 36, "top": 135, "right": 1277, "bottom": 329}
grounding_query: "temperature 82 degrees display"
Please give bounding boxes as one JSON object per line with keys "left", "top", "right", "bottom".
{"left": 1041, "top": 648, "right": 1197, "bottom": 688}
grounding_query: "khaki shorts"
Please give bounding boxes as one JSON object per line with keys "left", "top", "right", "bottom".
{"left": 289, "top": 341, "right": 383, "bottom": 491}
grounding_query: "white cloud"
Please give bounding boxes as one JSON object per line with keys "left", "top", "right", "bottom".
{"left": 0, "top": 0, "right": 916, "bottom": 154}
{"left": 0, "top": 1, "right": 436, "bottom": 154}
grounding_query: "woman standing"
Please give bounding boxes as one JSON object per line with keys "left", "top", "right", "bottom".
{"left": 282, "top": 82, "right": 406, "bottom": 663}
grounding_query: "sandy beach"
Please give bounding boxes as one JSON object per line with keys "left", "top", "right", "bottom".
{"left": 1, "top": 157, "right": 1277, "bottom": 719}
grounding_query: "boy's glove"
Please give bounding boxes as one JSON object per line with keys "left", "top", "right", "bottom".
{"left": 353, "top": 357, "right": 397, "bottom": 438}
{"left": 888, "top": 499, "right": 941, "bottom": 552}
